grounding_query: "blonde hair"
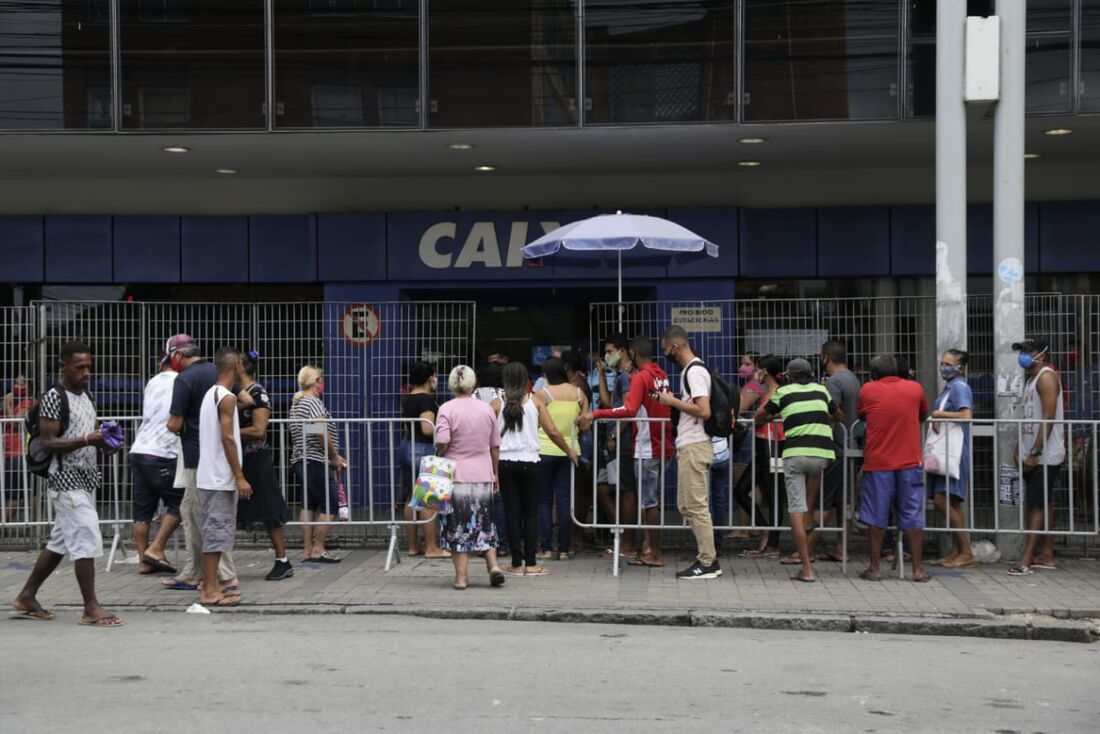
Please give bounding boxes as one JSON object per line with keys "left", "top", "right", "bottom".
{"left": 293, "top": 365, "right": 323, "bottom": 405}
{"left": 448, "top": 364, "right": 477, "bottom": 395}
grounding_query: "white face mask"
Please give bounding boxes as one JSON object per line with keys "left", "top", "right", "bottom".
{"left": 605, "top": 351, "right": 621, "bottom": 369}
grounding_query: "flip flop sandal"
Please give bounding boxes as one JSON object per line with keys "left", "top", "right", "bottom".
{"left": 780, "top": 555, "right": 812, "bottom": 566}
{"left": 161, "top": 578, "right": 198, "bottom": 591}
{"left": 210, "top": 595, "right": 240, "bottom": 608}
{"left": 9, "top": 608, "right": 55, "bottom": 621}
{"left": 80, "top": 614, "right": 124, "bottom": 627}
{"left": 740, "top": 549, "right": 779, "bottom": 559}
{"left": 790, "top": 573, "right": 816, "bottom": 583}
{"left": 814, "top": 552, "right": 844, "bottom": 563}
{"left": 628, "top": 558, "right": 665, "bottom": 567}
{"left": 1007, "top": 564, "right": 1033, "bottom": 576}
{"left": 911, "top": 573, "right": 931, "bottom": 583}
{"left": 1031, "top": 562, "right": 1058, "bottom": 570}
{"left": 859, "top": 569, "right": 883, "bottom": 582}
{"left": 524, "top": 566, "right": 550, "bottom": 576}
{"left": 221, "top": 585, "right": 241, "bottom": 597}
{"left": 310, "top": 554, "right": 342, "bottom": 564}
{"left": 141, "top": 556, "right": 177, "bottom": 575}
{"left": 452, "top": 582, "right": 468, "bottom": 590}
{"left": 490, "top": 569, "right": 506, "bottom": 587}
{"left": 944, "top": 558, "right": 976, "bottom": 569}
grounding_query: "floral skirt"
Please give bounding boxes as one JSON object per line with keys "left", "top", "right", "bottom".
{"left": 439, "top": 482, "right": 498, "bottom": 553}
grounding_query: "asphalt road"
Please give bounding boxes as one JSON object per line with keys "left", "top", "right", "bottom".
{"left": 1, "top": 612, "right": 1097, "bottom": 733}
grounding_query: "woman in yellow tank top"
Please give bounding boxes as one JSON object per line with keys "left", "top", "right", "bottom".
{"left": 535, "top": 356, "right": 588, "bottom": 560}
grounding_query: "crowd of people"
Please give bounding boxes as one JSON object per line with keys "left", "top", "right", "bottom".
{"left": 3, "top": 327, "right": 1073, "bottom": 621}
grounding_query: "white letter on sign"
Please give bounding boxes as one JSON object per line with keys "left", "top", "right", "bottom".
{"left": 505, "top": 222, "right": 529, "bottom": 267}
{"left": 454, "top": 222, "right": 502, "bottom": 268}
{"left": 419, "top": 222, "right": 457, "bottom": 269}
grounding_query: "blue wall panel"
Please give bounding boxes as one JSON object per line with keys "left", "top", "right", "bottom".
{"left": 889, "top": 206, "right": 934, "bottom": 275}
{"left": 44, "top": 216, "right": 112, "bottom": 283}
{"left": 0, "top": 216, "right": 43, "bottom": 282}
{"left": 249, "top": 215, "right": 316, "bottom": 282}
{"left": 317, "top": 213, "right": 387, "bottom": 281}
{"left": 113, "top": 216, "right": 180, "bottom": 283}
{"left": 181, "top": 217, "right": 249, "bottom": 283}
{"left": 817, "top": 207, "right": 890, "bottom": 276}
{"left": 739, "top": 208, "right": 817, "bottom": 277}
{"left": 665, "top": 208, "right": 739, "bottom": 277}
{"left": 1038, "top": 201, "right": 1098, "bottom": 273}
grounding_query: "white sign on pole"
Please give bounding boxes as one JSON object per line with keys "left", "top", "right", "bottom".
{"left": 671, "top": 306, "right": 722, "bottom": 333}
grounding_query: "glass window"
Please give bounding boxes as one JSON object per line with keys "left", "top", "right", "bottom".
{"left": 744, "top": 0, "right": 900, "bottom": 122}
{"left": 274, "top": 0, "right": 419, "bottom": 128}
{"left": 584, "top": 0, "right": 734, "bottom": 124}
{"left": 1083, "top": 1, "right": 1100, "bottom": 111}
{"left": 1026, "top": 34, "right": 1072, "bottom": 113}
{"left": 0, "top": 0, "right": 112, "bottom": 130}
{"left": 120, "top": 1, "right": 265, "bottom": 129}
{"left": 429, "top": 0, "right": 576, "bottom": 127}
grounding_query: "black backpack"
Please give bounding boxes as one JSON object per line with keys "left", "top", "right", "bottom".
{"left": 24, "top": 386, "right": 94, "bottom": 478}
{"left": 682, "top": 360, "right": 738, "bottom": 439}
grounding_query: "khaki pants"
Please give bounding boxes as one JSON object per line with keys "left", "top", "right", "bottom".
{"left": 178, "top": 469, "right": 236, "bottom": 583}
{"left": 677, "top": 441, "right": 716, "bottom": 566}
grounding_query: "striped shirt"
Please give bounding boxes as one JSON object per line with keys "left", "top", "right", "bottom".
{"left": 288, "top": 396, "right": 338, "bottom": 465}
{"left": 764, "top": 382, "right": 836, "bottom": 461}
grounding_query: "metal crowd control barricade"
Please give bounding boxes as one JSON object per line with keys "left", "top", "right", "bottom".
{"left": 272, "top": 416, "right": 437, "bottom": 572}
{"left": 577, "top": 417, "right": 849, "bottom": 577}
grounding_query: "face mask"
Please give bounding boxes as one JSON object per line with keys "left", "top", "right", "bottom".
{"left": 170, "top": 353, "right": 183, "bottom": 372}
{"left": 605, "top": 351, "right": 621, "bottom": 369}
{"left": 738, "top": 365, "right": 754, "bottom": 380}
{"left": 940, "top": 365, "right": 960, "bottom": 381}
{"left": 315, "top": 379, "right": 325, "bottom": 397}
{"left": 664, "top": 349, "right": 677, "bottom": 362}
{"left": 1017, "top": 353, "right": 1034, "bottom": 370}
{"left": 429, "top": 377, "right": 438, "bottom": 392}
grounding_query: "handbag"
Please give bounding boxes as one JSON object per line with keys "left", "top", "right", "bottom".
{"left": 409, "top": 454, "right": 457, "bottom": 515}
{"left": 923, "top": 394, "right": 963, "bottom": 480}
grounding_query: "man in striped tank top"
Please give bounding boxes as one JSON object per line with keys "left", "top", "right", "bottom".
{"left": 757, "top": 359, "right": 837, "bottom": 583}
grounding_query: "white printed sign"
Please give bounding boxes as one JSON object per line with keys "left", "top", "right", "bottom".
{"left": 671, "top": 306, "right": 722, "bottom": 333}
{"left": 745, "top": 329, "right": 829, "bottom": 357}
{"left": 998, "top": 464, "right": 1020, "bottom": 506}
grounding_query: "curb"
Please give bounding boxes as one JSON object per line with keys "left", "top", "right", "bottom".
{"left": 46, "top": 601, "right": 1100, "bottom": 643}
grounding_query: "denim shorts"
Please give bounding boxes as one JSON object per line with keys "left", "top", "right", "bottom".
{"left": 638, "top": 458, "right": 667, "bottom": 510}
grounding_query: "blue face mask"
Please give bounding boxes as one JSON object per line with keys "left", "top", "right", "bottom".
{"left": 940, "top": 366, "right": 960, "bottom": 381}
{"left": 1017, "top": 353, "right": 1035, "bottom": 369}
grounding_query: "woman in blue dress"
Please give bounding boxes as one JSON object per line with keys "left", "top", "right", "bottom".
{"left": 928, "top": 349, "right": 975, "bottom": 568}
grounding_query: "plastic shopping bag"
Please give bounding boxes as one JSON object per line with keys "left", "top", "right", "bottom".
{"left": 409, "top": 455, "right": 456, "bottom": 515}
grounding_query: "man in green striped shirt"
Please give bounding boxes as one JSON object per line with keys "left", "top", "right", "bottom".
{"left": 755, "top": 358, "right": 838, "bottom": 583}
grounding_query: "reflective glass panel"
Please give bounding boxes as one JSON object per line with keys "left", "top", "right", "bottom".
{"left": 744, "top": 0, "right": 899, "bottom": 122}
{"left": 429, "top": 0, "right": 576, "bottom": 127}
{"left": 120, "top": 0, "right": 265, "bottom": 129}
{"left": 0, "top": 0, "right": 112, "bottom": 129}
{"left": 1083, "top": 1, "right": 1100, "bottom": 111}
{"left": 1025, "top": 33, "right": 1072, "bottom": 113}
{"left": 584, "top": 0, "right": 734, "bottom": 124}
{"left": 274, "top": 0, "right": 419, "bottom": 128}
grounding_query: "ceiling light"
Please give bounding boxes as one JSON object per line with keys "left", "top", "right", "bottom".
{"left": 215, "top": 168, "right": 238, "bottom": 175}
{"left": 738, "top": 160, "right": 762, "bottom": 168}
{"left": 738, "top": 137, "right": 767, "bottom": 144}
{"left": 474, "top": 165, "right": 496, "bottom": 172}
{"left": 1023, "top": 153, "right": 1040, "bottom": 160}
{"left": 448, "top": 143, "right": 474, "bottom": 150}
{"left": 162, "top": 146, "right": 190, "bottom": 153}
{"left": 1043, "top": 128, "right": 1072, "bottom": 136}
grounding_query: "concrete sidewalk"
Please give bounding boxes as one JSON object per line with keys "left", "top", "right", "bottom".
{"left": 4, "top": 546, "right": 1100, "bottom": 640}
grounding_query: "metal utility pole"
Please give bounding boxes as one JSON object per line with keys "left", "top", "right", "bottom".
{"left": 935, "top": 0, "right": 968, "bottom": 359}
{"left": 993, "top": 0, "right": 1027, "bottom": 559}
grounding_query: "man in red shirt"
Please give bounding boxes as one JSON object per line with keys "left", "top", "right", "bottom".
{"left": 580, "top": 335, "right": 674, "bottom": 567}
{"left": 857, "top": 354, "right": 930, "bottom": 582}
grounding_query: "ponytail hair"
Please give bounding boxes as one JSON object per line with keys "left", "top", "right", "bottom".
{"left": 293, "top": 364, "right": 323, "bottom": 405}
{"left": 500, "top": 362, "right": 530, "bottom": 436}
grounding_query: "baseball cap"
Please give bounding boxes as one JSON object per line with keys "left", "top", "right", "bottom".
{"left": 161, "top": 333, "right": 195, "bottom": 365}
{"left": 785, "top": 358, "right": 813, "bottom": 379}
{"left": 1011, "top": 338, "right": 1050, "bottom": 355}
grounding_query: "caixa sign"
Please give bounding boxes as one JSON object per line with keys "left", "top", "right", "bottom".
{"left": 417, "top": 220, "right": 562, "bottom": 269}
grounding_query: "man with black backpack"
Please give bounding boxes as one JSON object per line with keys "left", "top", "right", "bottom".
{"left": 656, "top": 325, "right": 724, "bottom": 580}
{"left": 10, "top": 341, "right": 122, "bottom": 627}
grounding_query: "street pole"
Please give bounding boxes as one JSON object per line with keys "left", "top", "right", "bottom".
{"left": 936, "top": 0, "right": 968, "bottom": 359}
{"left": 993, "top": 0, "right": 1026, "bottom": 559}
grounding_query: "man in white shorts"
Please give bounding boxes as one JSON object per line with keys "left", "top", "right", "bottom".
{"left": 10, "top": 342, "right": 122, "bottom": 627}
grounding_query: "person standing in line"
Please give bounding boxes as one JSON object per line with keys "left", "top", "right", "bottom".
{"left": 196, "top": 348, "right": 251, "bottom": 608}
{"left": 736, "top": 355, "right": 786, "bottom": 559}
{"left": 757, "top": 359, "right": 838, "bottom": 583}
{"left": 582, "top": 335, "right": 674, "bottom": 567}
{"left": 1009, "top": 339, "right": 1065, "bottom": 576}
{"left": 562, "top": 349, "right": 595, "bottom": 554}
{"left": 494, "top": 362, "right": 577, "bottom": 576}
{"left": 536, "top": 356, "right": 588, "bottom": 560}
{"left": 130, "top": 358, "right": 183, "bottom": 575}
{"left": 655, "top": 326, "right": 720, "bottom": 580}
{"left": 10, "top": 342, "right": 121, "bottom": 626}
{"left": 163, "top": 335, "right": 238, "bottom": 593}
{"left": 400, "top": 360, "right": 448, "bottom": 559}
{"left": 474, "top": 360, "right": 508, "bottom": 556}
{"left": 856, "top": 354, "right": 930, "bottom": 582}
{"left": 435, "top": 365, "right": 505, "bottom": 589}
{"left": 236, "top": 352, "right": 293, "bottom": 581}
{"left": 593, "top": 334, "right": 638, "bottom": 559}
{"left": 928, "top": 349, "right": 975, "bottom": 569}
{"left": 289, "top": 365, "right": 347, "bottom": 564}
{"left": 799, "top": 340, "right": 861, "bottom": 563}
{"left": 3, "top": 374, "right": 35, "bottom": 523}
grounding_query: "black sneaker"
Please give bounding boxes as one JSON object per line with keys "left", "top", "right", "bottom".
{"left": 676, "top": 560, "right": 722, "bottom": 580}
{"left": 265, "top": 560, "right": 294, "bottom": 581}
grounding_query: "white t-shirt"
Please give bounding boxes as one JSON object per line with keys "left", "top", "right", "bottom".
{"left": 676, "top": 360, "right": 712, "bottom": 449}
{"left": 130, "top": 371, "right": 181, "bottom": 459}
{"left": 197, "top": 385, "right": 241, "bottom": 491}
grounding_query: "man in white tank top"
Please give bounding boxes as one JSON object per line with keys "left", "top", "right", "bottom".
{"left": 196, "top": 347, "right": 252, "bottom": 606}
{"left": 1009, "top": 339, "right": 1065, "bottom": 576}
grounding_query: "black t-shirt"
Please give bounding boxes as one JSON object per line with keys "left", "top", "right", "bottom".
{"left": 239, "top": 382, "right": 272, "bottom": 455}
{"left": 402, "top": 392, "right": 439, "bottom": 444}
{"left": 169, "top": 360, "right": 218, "bottom": 469}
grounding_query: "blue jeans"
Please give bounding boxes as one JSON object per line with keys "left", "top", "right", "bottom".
{"left": 538, "top": 454, "right": 573, "bottom": 553}
{"left": 708, "top": 459, "right": 731, "bottom": 552}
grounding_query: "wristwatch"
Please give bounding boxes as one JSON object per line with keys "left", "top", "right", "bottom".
{"left": 1029, "top": 447, "right": 1043, "bottom": 457}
